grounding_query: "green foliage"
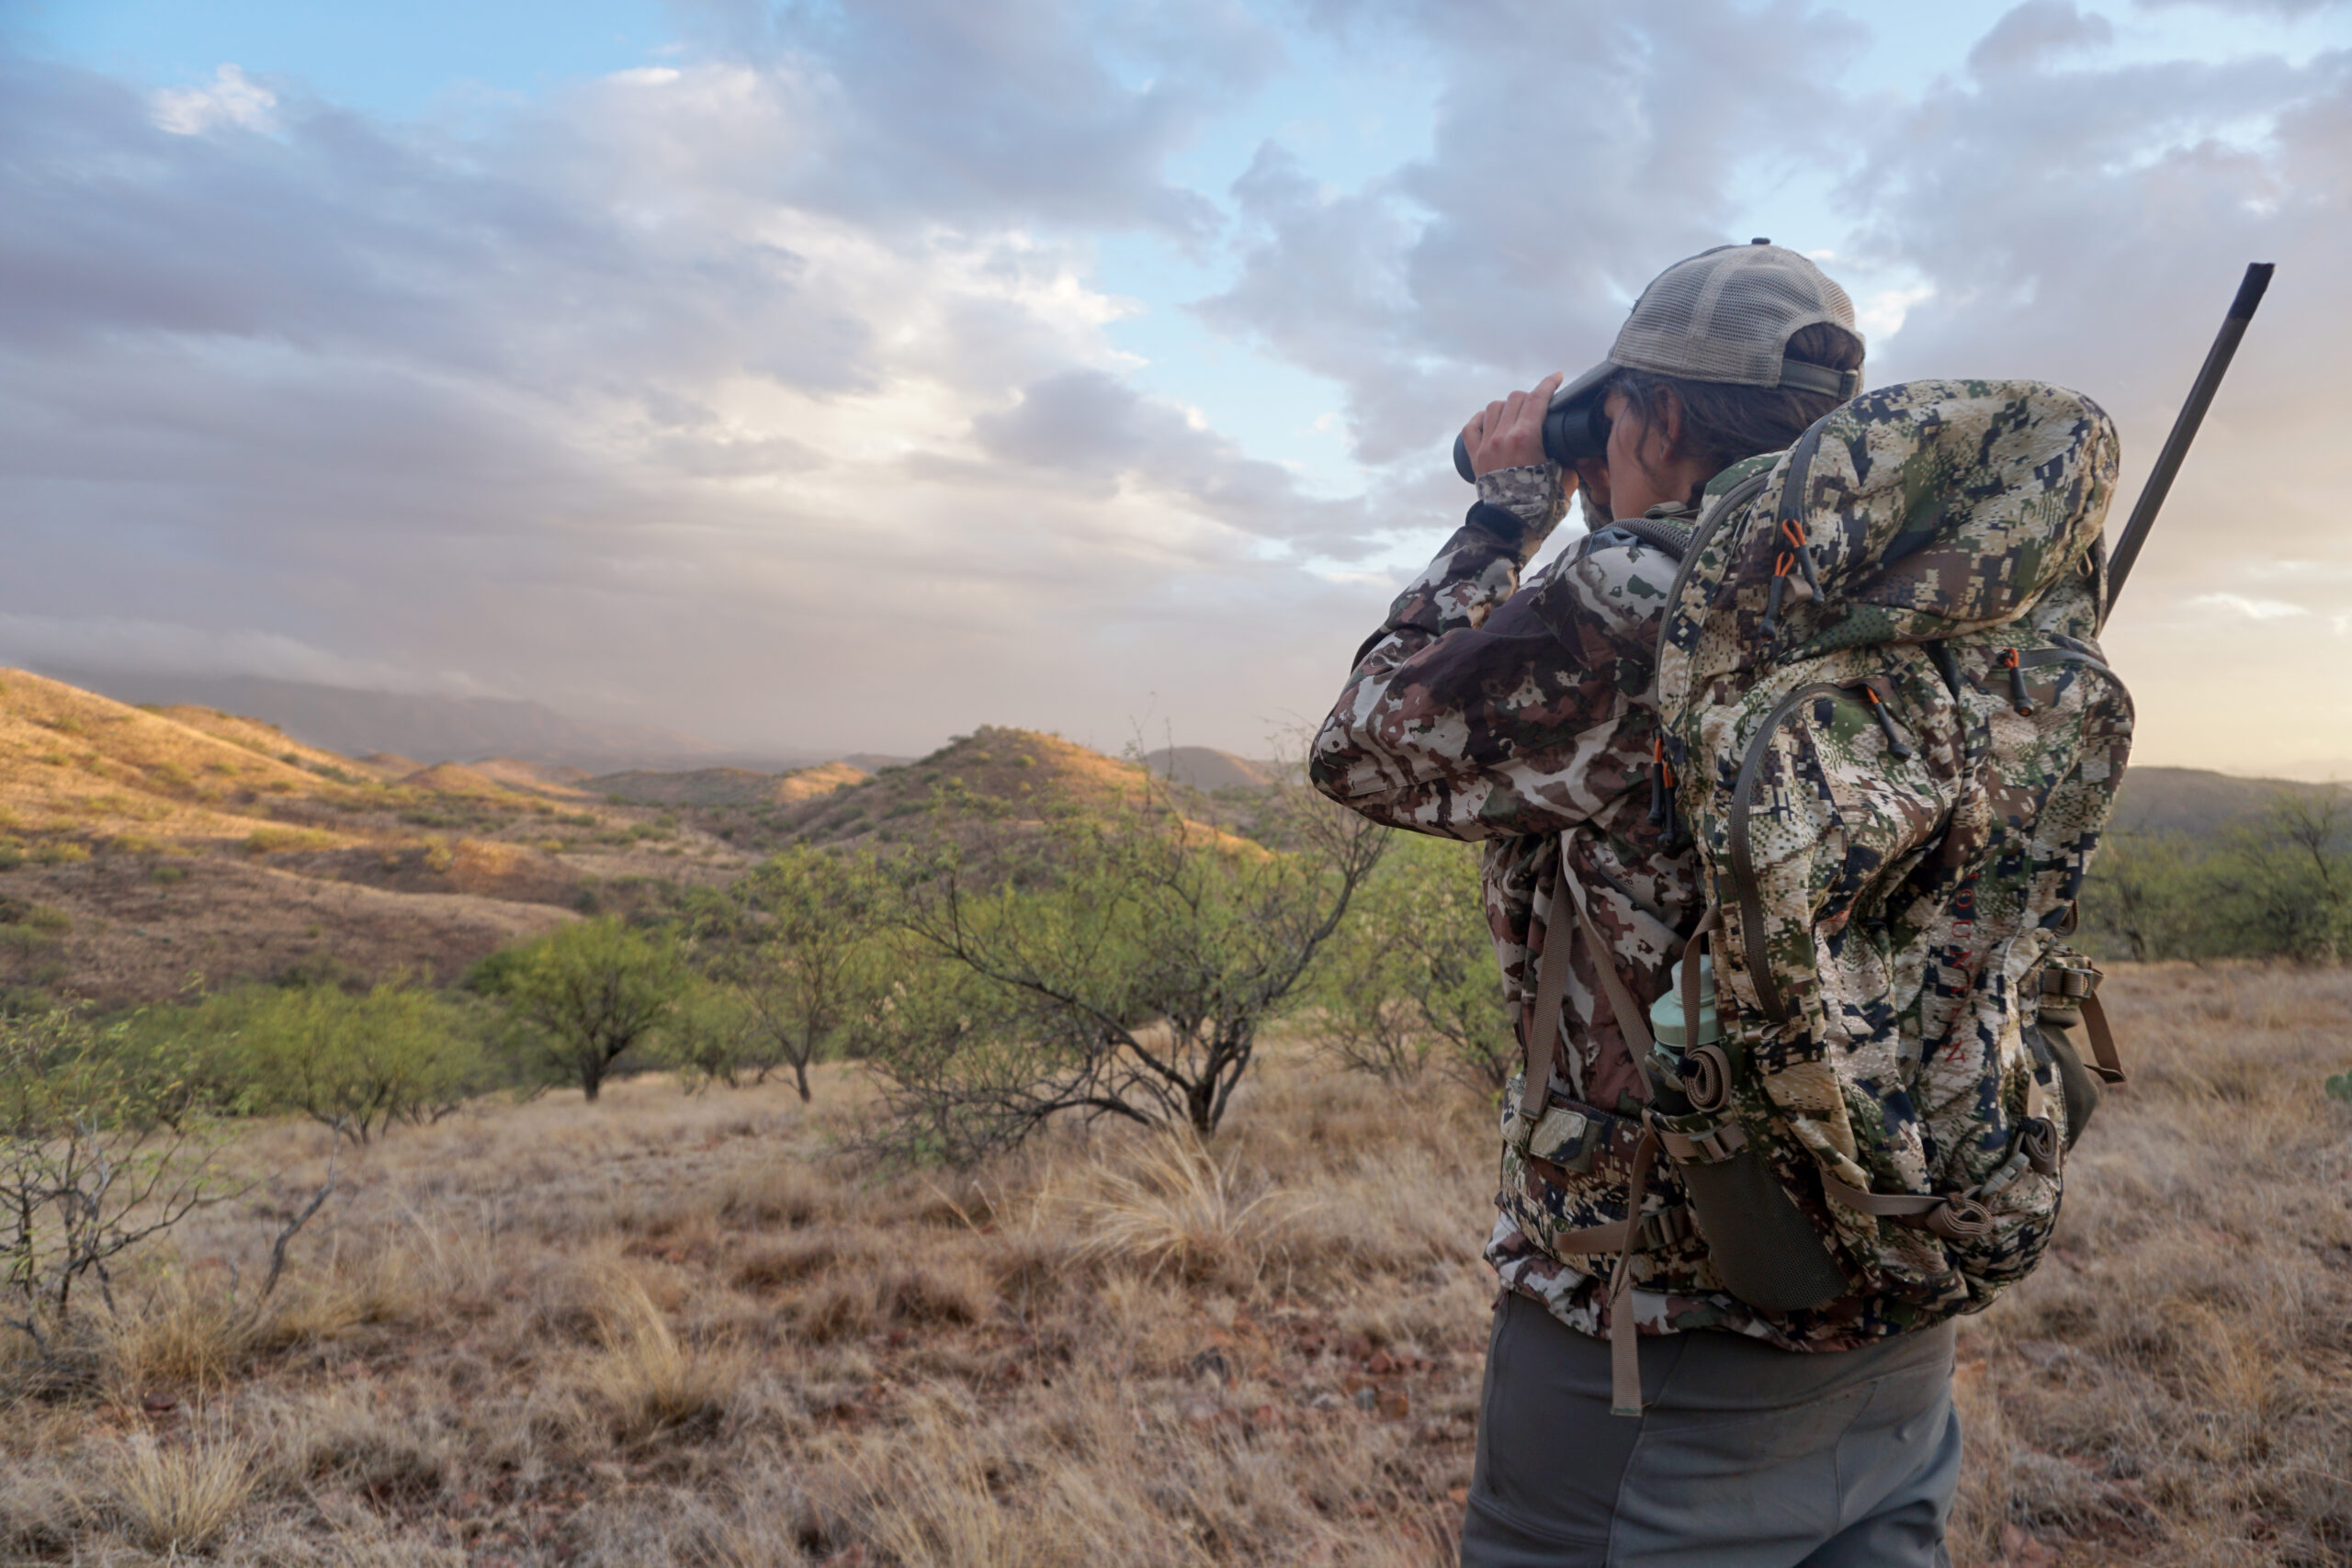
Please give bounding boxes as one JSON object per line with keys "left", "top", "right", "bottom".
{"left": 493, "top": 918, "right": 685, "bottom": 1101}
{"left": 658, "top": 977, "right": 761, "bottom": 1091}
{"left": 1309, "top": 834, "right": 1514, "bottom": 1089}
{"left": 688, "top": 847, "right": 888, "bottom": 1102}
{"left": 2325, "top": 1070, "right": 2352, "bottom": 1104}
{"left": 119, "top": 980, "right": 496, "bottom": 1140}
{"left": 1, "top": 1010, "right": 232, "bottom": 1344}
{"left": 866, "top": 776, "right": 1386, "bottom": 1159}
{"left": 2081, "top": 792, "right": 2352, "bottom": 964}
{"left": 234, "top": 983, "right": 485, "bottom": 1140}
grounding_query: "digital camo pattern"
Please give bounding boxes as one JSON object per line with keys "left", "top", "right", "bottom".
{"left": 1476, "top": 460, "right": 1570, "bottom": 534}
{"left": 1658, "top": 381, "right": 2132, "bottom": 1324}
{"left": 1311, "top": 483, "right": 1820, "bottom": 1348}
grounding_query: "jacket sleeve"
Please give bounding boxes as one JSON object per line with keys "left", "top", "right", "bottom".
{"left": 1309, "top": 515, "right": 1678, "bottom": 842}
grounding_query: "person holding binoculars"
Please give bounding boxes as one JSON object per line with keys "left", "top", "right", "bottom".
{"left": 1311, "top": 243, "right": 1963, "bottom": 1567}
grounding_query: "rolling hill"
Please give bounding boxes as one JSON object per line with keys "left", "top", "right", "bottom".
{"left": 38, "top": 668, "right": 820, "bottom": 774}
{"left": 2110, "top": 766, "right": 2340, "bottom": 838}
{"left": 0, "top": 670, "right": 756, "bottom": 1004}
{"left": 1142, "top": 745, "right": 1283, "bottom": 792}
{"left": 773, "top": 726, "right": 1228, "bottom": 847}
{"left": 591, "top": 760, "right": 868, "bottom": 809}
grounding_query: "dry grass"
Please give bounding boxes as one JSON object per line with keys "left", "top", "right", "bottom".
{"left": 1, "top": 964, "right": 2345, "bottom": 1564}
{"left": 101, "top": 1430, "right": 263, "bottom": 1553}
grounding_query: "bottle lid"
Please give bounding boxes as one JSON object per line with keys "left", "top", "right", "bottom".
{"left": 1647, "top": 953, "right": 1720, "bottom": 1047}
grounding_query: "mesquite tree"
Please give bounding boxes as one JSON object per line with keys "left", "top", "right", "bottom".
{"left": 869, "top": 774, "right": 1386, "bottom": 1161}
{"left": 1310, "top": 833, "right": 1515, "bottom": 1089}
{"left": 707, "top": 848, "right": 887, "bottom": 1102}
{"left": 2, "top": 1010, "right": 230, "bottom": 1348}
{"left": 497, "top": 918, "right": 684, "bottom": 1101}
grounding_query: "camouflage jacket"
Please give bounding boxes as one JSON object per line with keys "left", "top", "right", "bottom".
{"left": 1312, "top": 465, "right": 1856, "bottom": 1350}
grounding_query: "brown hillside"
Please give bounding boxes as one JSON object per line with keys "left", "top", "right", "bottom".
{"left": 774, "top": 726, "right": 1247, "bottom": 849}
{"left": 400, "top": 761, "right": 514, "bottom": 795}
{"left": 0, "top": 670, "right": 758, "bottom": 1002}
{"left": 590, "top": 763, "right": 865, "bottom": 809}
{"left": 469, "top": 756, "right": 594, "bottom": 795}
{"left": 2110, "top": 765, "right": 2341, "bottom": 839}
{"left": 1144, "top": 745, "right": 1280, "bottom": 792}
{"left": 4, "top": 853, "right": 571, "bottom": 1001}
{"left": 775, "top": 760, "right": 868, "bottom": 802}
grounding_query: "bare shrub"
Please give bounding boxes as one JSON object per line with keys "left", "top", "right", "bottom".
{"left": 1, "top": 1010, "right": 232, "bottom": 1354}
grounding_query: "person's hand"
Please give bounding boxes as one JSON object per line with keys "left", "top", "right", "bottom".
{"left": 1463, "top": 371, "right": 1565, "bottom": 478}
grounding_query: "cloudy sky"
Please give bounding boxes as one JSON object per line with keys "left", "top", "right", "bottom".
{"left": 4, "top": 0, "right": 2348, "bottom": 774}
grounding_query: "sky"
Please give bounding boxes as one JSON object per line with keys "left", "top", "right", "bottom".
{"left": 4, "top": 0, "right": 2350, "bottom": 775}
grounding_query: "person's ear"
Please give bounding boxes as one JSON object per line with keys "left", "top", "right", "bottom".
{"left": 1648, "top": 389, "right": 1684, "bottom": 469}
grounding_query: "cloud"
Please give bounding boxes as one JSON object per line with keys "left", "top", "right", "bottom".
{"left": 1194, "top": 0, "right": 1869, "bottom": 468}
{"left": 5, "top": 4, "right": 2348, "bottom": 771}
{"left": 2135, "top": 0, "right": 2349, "bottom": 16}
{"left": 0, "top": 31, "right": 1393, "bottom": 754}
{"left": 1967, "top": 2, "right": 2116, "bottom": 77}
{"left": 150, "top": 63, "right": 277, "bottom": 135}
{"left": 2185, "top": 592, "right": 2312, "bottom": 620}
{"left": 0, "top": 612, "right": 461, "bottom": 693}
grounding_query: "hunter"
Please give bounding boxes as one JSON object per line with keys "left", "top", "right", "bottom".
{"left": 1311, "top": 243, "right": 1962, "bottom": 1566}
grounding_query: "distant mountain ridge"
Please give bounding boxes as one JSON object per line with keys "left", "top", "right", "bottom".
{"left": 1142, "top": 746, "right": 1282, "bottom": 792}
{"left": 2111, "top": 766, "right": 2340, "bottom": 838}
{"left": 40, "top": 669, "right": 825, "bottom": 775}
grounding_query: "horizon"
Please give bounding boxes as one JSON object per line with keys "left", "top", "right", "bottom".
{"left": 6, "top": 1, "right": 2351, "bottom": 776}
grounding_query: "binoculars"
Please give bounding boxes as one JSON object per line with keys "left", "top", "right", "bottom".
{"left": 1450, "top": 378, "right": 1611, "bottom": 483}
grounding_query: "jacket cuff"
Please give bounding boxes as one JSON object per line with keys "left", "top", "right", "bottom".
{"left": 1476, "top": 462, "right": 1569, "bottom": 535}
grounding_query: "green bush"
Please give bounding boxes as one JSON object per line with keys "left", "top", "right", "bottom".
{"left": 686, "top": 846, "right": 888, "bottom": 1102}
{"left": 657, "top": 978, "right": 761, "bottom": 1090}
{"left": 1, "top": 1010, "right": 232, "bottom": 1343}
{"left": 1308, "top": 833, "right": 1515, "bottom": 1089}
{"left": 2081, "top": 792, "right": 2352, "bottom": 964}
{"left": 122, "top": 981, "right": 494, "bottom": 1140}
{"left": 489, "top": 918, "right": 685, "bottom": 1101}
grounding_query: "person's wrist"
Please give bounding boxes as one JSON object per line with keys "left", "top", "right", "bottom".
{"left": 1476, "top": 462, "right": 1568, "bottom": 534}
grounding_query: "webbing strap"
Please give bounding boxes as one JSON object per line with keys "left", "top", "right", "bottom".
{"left": 1518, "top": 859, "right": 1661, "bottom": 1121}
{"left": 1557, "top": 867, "right": 1657, "bottom": 1084}
{"left": 1607, "top": 1130, "right": 1663, "bottom": 1416}
{"left": 1818, "top": 1171, "right": 1992, "bottom": 1242}
{"left": 2080, "top": 992, "right": 2127, "bottom": 1085}
{"left": 1517, "top": 876, "right": 1579, "bottom": 1123}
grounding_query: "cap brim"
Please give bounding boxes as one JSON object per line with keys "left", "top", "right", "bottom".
{"left": 1549, "top": 359, "right": 1617, "bottom": 414}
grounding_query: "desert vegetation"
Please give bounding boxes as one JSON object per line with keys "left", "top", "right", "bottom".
{"left": 4, "top": 674, "right": 2349, "bottom": 1564}
{"left": 0, "top": 964, "right": 2344, "bottom": 1565}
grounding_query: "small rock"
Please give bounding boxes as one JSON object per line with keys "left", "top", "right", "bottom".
{"left": 1354, "top": 1387, "right": 1378, "bottom": 1412}
{"left": 1376, "top": 1388, "right": 1410, "bottom": 1421}
{"left": 1309, "top": 1392, "right": 1342, "bottom": 1412}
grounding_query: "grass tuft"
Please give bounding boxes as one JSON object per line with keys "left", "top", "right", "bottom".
{"left": 101, "top": 1430, "right": 259, "bottom": 1553}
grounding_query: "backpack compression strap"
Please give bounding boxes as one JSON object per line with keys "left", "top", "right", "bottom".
{"left": 1516, "top": 860, "right": 1669, "bottom": 1416}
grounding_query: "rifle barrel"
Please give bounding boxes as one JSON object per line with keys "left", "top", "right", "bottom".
{"left": 2105, "top": 262, "right": 2276, "bottom": 608}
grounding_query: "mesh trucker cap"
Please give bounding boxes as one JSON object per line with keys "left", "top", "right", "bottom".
{"left": 1552, "top": 239, "right": 1865, "bottom": 415}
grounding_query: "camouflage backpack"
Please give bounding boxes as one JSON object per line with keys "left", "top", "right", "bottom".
{"left": 1528, "top": 380, "right": 2135, "bottom": 1412}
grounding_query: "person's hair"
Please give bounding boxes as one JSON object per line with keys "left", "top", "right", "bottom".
{"left": 1610, "top": 321, "right": 1866, "bottom": 502}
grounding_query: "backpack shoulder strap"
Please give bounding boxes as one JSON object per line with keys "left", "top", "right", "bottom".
{"left": 1584, "top": 515, "right": 1693, "bottom": 561}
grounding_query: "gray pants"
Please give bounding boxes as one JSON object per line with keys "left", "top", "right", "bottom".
{"left": 1462, "top": 1292, "right": 1960, "bottom": 1568}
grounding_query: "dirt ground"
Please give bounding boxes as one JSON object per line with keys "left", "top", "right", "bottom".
{"left": 2, "top": 963, "right": 2346, "bottom": 1565}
